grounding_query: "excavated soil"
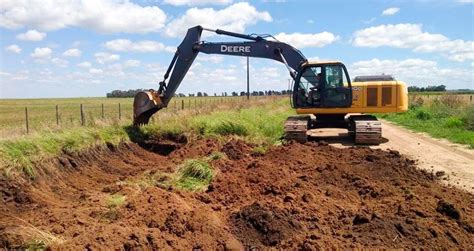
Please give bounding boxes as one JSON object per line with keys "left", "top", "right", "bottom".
{"left": 1, "top": 136, "right": 473, "bottom": 249}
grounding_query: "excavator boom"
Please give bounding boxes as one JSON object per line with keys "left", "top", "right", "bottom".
{"left": 133, "top": 25, "right": 307, "bottom": 125}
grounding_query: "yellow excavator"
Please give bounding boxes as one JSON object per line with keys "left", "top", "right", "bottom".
{"left": 133, "top": 26, "right": 408, "bottom": 144}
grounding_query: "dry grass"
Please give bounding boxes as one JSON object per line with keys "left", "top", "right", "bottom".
{"left": 10, "top": 216, "right": 66, "bottom": 249}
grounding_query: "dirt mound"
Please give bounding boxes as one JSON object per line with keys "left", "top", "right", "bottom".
{"left": 1, "top": 138, "right": 473, "bottom": 249}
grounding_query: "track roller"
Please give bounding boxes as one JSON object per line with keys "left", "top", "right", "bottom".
{"left": 283, "top": 115, "right": 310, "bottom": 143}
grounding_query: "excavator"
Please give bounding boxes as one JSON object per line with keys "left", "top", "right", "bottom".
{"left": 133, "top": 26, "right": 408, "bottom": 144}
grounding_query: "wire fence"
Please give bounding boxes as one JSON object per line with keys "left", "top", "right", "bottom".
{"left": 0, "top": 96, "right": 283, "bottom": 139}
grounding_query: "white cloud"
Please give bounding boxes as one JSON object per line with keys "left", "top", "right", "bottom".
{"left": 94, "top": 52, "right": 120, "bottom": 64}
{"left": 63, "top": 48, "right": 81, "bottom": 57}
{"left": 15, "top": 29, "right": 46, "bottom": 41}
{"left": 353, "top": 23, "right": 474, "bottom": 62}
{"left": 163, "top": 0, "right": 233, "bottom": 6}
{"left": 350, "top": 58, "right": 473, "bottom": 87}
{"left": 89, "top": 68, "right": 103, "bottom": 74}
{"left": 196, "top": 55, "right": 225, "bottom": 64}
{"left": 77, "top": 61, "right": 92, "bottom": 68}
{"left": 382, "top": 7, "right": 400, "bottom": 16}
{"left": 164, "top": 2, "right": 272, "bottom": 38}
{"left": 31, "top": 47, "right": 52, "bottom": 58}
{"left": 124, "top": 60, "right": 140, "bottom": 68}
{"left": 104, "top": 39, "right": 175, "bottom": 53}
{"left": 307, "top": 19, "right": 314, "bottom": 24}
{"left": 5, "top": 44, "right": 21, "bottom": 53}
{"left": 275, "top": 32, "right": 339, "bottom": 48}
{"left": 1, "top": 0, "right": 166, "bottom": 33}
{"left": 51, "top": 57, "right": 68, "bottom": 67}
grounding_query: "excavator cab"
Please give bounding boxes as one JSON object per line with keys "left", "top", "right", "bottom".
{"left": 292, "top": 62, "right": 352, "bottom": 108}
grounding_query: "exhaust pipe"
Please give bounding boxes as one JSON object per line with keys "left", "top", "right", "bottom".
{"left": 133, "top": 91, "right": 164, "bottom": 126}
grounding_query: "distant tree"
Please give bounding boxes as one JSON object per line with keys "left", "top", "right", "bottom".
{"left": 231, "top": 91, "right": 238, "bottom": 96}
{"left": 106, "top": 89, "right": 148, "bottom": 98}
{"left": 408, "top": 85, "right": 446, "bottom": 92}
{"left": 203, "top": 92, "right": 208, "bottom": 97}
{"left": 197, "top": 92, "right": 203, "bottom": 97}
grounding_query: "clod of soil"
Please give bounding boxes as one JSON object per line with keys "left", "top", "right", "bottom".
{"left": 436, "top": 200, "right": 461, "bottom": 220}
{"left": 1, "top": 137, "right": 473, "bottom": 249}
{"left": 232, "top": 202, "right": 301, "bottom": 247}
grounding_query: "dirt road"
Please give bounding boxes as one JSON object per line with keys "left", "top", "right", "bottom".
{"left": 309, "top": 120, "right": 474, "bottom": 193}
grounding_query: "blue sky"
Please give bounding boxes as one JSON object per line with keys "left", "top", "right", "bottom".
{"left": 0, "top": 0, "right": 473, "bottom": 98}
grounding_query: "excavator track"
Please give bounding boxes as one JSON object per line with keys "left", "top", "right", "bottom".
{"left": 351, "top": 116, "right": 382, "bottom": 145}
{"left": 284, "top": 115, "right": 310, "bottom": 143}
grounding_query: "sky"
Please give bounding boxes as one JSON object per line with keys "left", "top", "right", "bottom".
{"left": 0, "top": 0, "right": 473, "bottom": 98}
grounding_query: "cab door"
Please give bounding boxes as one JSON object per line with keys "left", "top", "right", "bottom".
{"left": 321, "top": 64, "right": 352, "bottom": 108}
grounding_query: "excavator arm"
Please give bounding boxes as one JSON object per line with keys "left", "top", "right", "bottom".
{"left": 133, "top": 25, "right": 308, "bottom": 125}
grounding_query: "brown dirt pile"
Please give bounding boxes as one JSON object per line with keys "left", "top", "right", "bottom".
{"left": 1, "top": 137, "right": 473, "bottom": 249}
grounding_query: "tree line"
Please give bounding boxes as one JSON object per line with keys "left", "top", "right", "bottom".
{"left": 106, "top": 89, "right": 293, "bottom": 98}
{"left": 408, "top": 85, "right": 446, "bottom": 92}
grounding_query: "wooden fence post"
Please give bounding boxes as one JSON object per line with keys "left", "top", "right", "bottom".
{"left": 188, "top": 99, "right": 191, "bottom": 109}
{"left": 101, "top": 104, "right": 104, "bottom": 119}
{"left": 181, "top": 100, "right": 184, "bottom": 110}
{"left": 55, "top": 105, "right": 59, "bottom": 126}
{"left": 80, "top": 104, "right": 84, "bottom": 126}
{"left": 25, "top": 107, "right": 29, "bottom": 134}
{"left": 118, "top": 103, "right": 121, "bottom": 120}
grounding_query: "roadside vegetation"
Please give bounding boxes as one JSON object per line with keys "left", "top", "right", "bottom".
{"left": 379, "top": 94, "right": 474, "bottom": 148}
{"left": 0, "top": 98, "right": 293, "bottom": 178}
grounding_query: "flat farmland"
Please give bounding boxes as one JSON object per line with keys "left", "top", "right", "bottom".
{"left": 0, "top": 96, "right": 253, "bottom": 138}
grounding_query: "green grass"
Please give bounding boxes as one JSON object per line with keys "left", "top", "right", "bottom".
{"left": 379, "top": 101, "right": 474, "bottom": 148}
{"left": 105, "top": 194, "right": 126, "bottom": 208}
{"left": 190, "top": 98, "right": 293, "bottom": 145}
{"left": 0, "top": 125, "right": 129, "bottom": 178}
{"left": 173, "top": 159, "right": 215, "bottom": 191}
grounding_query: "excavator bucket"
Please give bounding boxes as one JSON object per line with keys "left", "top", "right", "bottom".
{"left": 133, "top": 91, "right": 163, "bottom": 126}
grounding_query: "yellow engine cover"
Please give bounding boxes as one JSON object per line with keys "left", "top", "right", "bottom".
{"left": 296, "top": 81, "right": 408, "bottom": 114}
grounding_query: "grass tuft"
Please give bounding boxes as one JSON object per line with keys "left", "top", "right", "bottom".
{"left": 174, "top": 159, "right": 214, "bottom": 191}
{"left": 105, "top": 194, "right": 126, "bottom": 208}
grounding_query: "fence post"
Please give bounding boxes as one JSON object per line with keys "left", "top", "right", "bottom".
{"left": 181, "top": 100, "right": 184, "bottom": 110}
{"left": 101, "top": 104, "right": 104, "bottom": 119}
{"left": 80, "top": 104, "right": 84, "bottom": 126}
{"left": 118, "top": 103, "right": 121, "bottom": 120}
{"left": 25, "top": 107, "right": 29, "bottom": 134}
{"left": 188, "top": 99, "right": 191, "bottom": 109}
{"left": 55, "top": 105, "right": 59, "bottom": 126}
{"left": 470, "top": 95, "right": 472, "bottom": 103}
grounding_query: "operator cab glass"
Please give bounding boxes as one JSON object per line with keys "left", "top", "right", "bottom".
{"left": 293, "top": 63, "right": 352, "bottom": 108}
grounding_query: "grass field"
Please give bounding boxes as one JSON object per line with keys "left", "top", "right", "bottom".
{"left": 0, "top": 96, "right": 261, "bottom": 138}
{"left": 379, "top": 94, "right": 474, "bottom": 148}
